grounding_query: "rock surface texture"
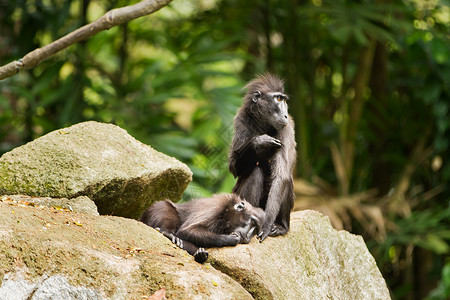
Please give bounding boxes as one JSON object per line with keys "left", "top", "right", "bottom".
{"left": 209, "top": 210, "right": 391, "bottom": 299}
{"left": 0, "top": 199, "right": 253, "bottom": 300}
{"left": 0, "top": 199, "right": 391, "bottom": 300}
{"left": 0, "top": 194, "right": 99, "bottom": 216}
{"left": 0, "top": 121, "right": 192, "bottom": 219}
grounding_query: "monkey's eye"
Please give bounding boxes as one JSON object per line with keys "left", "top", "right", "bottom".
{"left": 274, "top": 94, "right": 287, "bottom": 102}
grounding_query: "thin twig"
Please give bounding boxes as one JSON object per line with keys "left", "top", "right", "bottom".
{"left": 0, "top": 0, "right": 172, "bottom": 81}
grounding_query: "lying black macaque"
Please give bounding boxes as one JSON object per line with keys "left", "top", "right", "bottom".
{"left": 140, "top": 193, "right": 265, "bottom": 263}
{"left": 229, "top": 73, "right": 296, "bottom": 242}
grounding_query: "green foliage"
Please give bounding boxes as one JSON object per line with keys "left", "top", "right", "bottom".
{"left": 0, "top": 0, "right": 449, "bottom": 297}
{"left": 427, "top": 261, "right": 450, "bottom": 300}
{"left": 372, "top": 208, "right": 450, "bottom": 265}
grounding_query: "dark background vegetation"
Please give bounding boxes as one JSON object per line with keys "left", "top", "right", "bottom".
{"left": 0, "top": 0, "right": 449, "bottom": 298}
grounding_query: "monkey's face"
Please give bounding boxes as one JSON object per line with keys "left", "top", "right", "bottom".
{"left": 227, "top": 200, "right": 266, "bottom": 244}
{"left": 252, "top": 90, "right": 289, "bottom": 131}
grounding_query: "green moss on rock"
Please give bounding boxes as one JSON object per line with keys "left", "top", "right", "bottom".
{"left": 209, "top": 210, "right": 391, "bottom": 300}
{"left": 0, "top": 202, "right": 253, "bottom": 299}
{"left": 0, "top": 121, "right": 192, "bottom": 219}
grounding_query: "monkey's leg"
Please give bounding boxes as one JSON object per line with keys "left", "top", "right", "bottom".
{"left": 258, "top": 176, "right": 294, "bottom": 242}
{"left": 176, "top": 238, "right": 208, "bottom": 264}
{"left": 159, "top": 229, "right": 209, "bottom": 263}
{"left": 269, "top": 187, "right": 294, "bottom": 237}
{"left": 233, "top": 166, "right": 265, "bottom": 207}
{"left": 177, "top": 226, "right": 240, "bottom": 248}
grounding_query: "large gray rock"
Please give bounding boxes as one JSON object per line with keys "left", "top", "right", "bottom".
{"left": 209, "top": 210, "right": 391, "bottom": 300}
{"left": 0, "top": 200, "right": 253, "bottom": 299}
{"left": 0, "top": 198, "right": 390, "bottom": 299}
{"left": 0, "top": 121, "right": 192, "bottom": 219}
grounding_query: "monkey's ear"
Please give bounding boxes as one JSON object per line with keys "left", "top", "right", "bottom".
{"left": 234, "top": 202, "right": 246, "bottom": 212}
{"left": 252, "top": 91, "right": 262, "bottom": 103}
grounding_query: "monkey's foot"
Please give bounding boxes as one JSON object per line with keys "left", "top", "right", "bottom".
{"left": 194, "top": 248, "right": 208, "bottom": 263}
{"left": 257, "top": 230, "right": 269, "bottom": 242}
{"left": 258, "top": 224, "right": 288, "bottom": 242}
{"left": 269, "top": 224, "right": 288, "bottom": 237}
{"left": 160, "top": 231, "right": 184, "bottom": 249}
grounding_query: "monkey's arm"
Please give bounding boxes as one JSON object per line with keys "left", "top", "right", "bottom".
{"left": 258, "top": 175, "right": 294, "bottom": 242}
{"left": 177, "top": 225, "right": 240, "bottom": 248}
{"left": 229, "top": 134, "right": 282, "bottom": 177}
{"left": 258, "top": 130, "right": 296, "bottom": 242}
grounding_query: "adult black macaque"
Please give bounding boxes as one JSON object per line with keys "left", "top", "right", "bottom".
{"left": 229, "top": 73, "right": 296, "bottom": 242}
{"left": 140, "top": 193, "right": 265, "bottom": 263}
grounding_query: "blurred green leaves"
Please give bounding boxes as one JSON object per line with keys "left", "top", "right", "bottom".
{"left": 0, "top": 1, "right": 449, "bottom": 297}
{"left": 377, "top": 209, "right": 450, "bottom": 260}
{"left": 427, "top": 262, "right": 450, "bottom": 300}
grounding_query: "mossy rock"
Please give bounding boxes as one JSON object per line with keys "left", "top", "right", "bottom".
{"left": 0, "top": 200, "right": 391, "bottom": 299}
{"left": 0, "top": 201, "right": 253, "bottom": 299}
{"left": 209, "top": 210, "right": 391, "bottom": 300}
{"left": 0, "top": 121, "right": 192, "bottom": 219}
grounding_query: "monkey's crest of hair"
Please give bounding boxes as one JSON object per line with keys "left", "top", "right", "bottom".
{"left": 243, "top": 73, "right": 285, "bottom": 96}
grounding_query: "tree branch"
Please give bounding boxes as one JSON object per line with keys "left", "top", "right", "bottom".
{"left": 0, "top": 0, "right": 172, "bottom": 81}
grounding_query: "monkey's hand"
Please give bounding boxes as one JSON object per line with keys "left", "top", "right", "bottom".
{"left": 253, "top": 134, "right": 282, "bottom": 158}
{"left": 226, "top": 232, "right": 241, "bottom": 246}
{"left": 254, "top": 134, "right": 282, "bottom": 149}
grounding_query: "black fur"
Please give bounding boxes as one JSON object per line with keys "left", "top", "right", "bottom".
{"left": 229, "top": 73, "right": 296, "bottom": 242}
{"left": 140, "top": 193, "right": 265, "bottom": 263}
